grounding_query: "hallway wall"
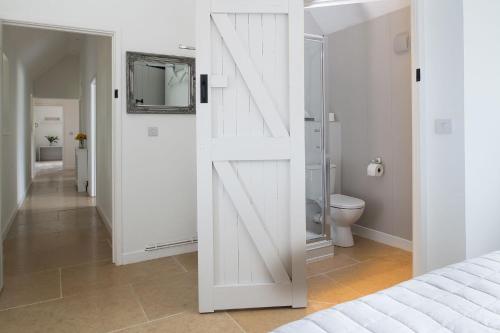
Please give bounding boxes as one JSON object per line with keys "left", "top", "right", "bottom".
{"left": 1, "top": 47, "right": 33, "bottom": 238}
{"left": 33, "top": 55, "right": 80, "bottom": 99}
{"left": 79, "top": 35, "right": 113, "bottom": 231}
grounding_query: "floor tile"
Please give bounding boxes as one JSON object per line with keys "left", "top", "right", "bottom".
{"left": 119, "top": 312, "right": 243, "bottom": 333}
{"left": 174, "top": 252, "right": 197, "bottom": 272}
{"left": 131, "top": 271, "right": 198, "bottom": 320}
{"left": 326, "top": 257, "right": 412, "bottom": 295}
{"left": 4, "top": 238, "right": 112, "bottom": 276}
{"left": 61, "top": 257, "right": 186, "bottom": 297}
{"left": 228, "top": 301, "right": 331, "bottom": 333}
{"left": 334, "top": 236, "right": 409, "bottom": 262}
{"left": 0, "top": 269, "right": 60, "bottom": 310}
{"left": 307, "top": 275, "right": 361, "bottom": 304}
{"left": 306, "top": 253, "right": 358, "bottom": 277}
{"left": 0, "top": 285, "right": 147, "bottom": 333}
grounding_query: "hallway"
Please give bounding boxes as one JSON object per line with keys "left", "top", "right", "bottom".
{"left": 1, "top": 167, "right": 111, "bottom": 306}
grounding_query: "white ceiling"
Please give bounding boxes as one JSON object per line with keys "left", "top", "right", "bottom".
{"left": 307, "top": 0, "right": 410, "bottom": 35}
{"left": 3, "top": 25, "right": 83, "bottom": 80}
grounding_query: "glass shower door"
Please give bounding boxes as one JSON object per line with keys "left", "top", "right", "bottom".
{"left": 304, "top": 35, "right": 328, "bottom": 244}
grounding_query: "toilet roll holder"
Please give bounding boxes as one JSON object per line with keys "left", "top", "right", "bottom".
{"left": 370, "top": 157, "right": 383, "bottom": 165}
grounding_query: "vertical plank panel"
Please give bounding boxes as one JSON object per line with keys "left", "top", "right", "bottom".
{"left": 220, "top": 13, "right": 240, "bottom": 284}
{"left": 235, "top": 13, "right": 259, "bottom": 283}
{"left": 276, "top": 14, "right": 292, "bottom": 273}
{"left": 262, "top": 14, "right": 281, "bottom": 279}
{"left": 249, "top": 13, "right": 273, "bottom": 283}
{"left": 211, "top": 22, "right": 225, "bottom": 285}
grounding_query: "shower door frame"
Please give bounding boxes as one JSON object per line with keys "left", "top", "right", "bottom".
{"left": 304, "top": 33, "right": 332, "bottom": 247}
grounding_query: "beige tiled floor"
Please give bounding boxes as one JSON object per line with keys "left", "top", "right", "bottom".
{"left": 0, "top": 168, "right": 412, "bottom": 332}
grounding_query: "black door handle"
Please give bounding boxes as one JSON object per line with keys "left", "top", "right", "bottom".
{"left": 200, "top": 74, "right": 208, "bottom": 104}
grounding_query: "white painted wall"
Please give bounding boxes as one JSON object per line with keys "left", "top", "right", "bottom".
{"left": 463, "top": 0, "right": 500, "bottom": 259}
{"left": 79, "top": 35, "right": 112, "bottom": 230}
{"left": 414, "top": 0, "right": 466, "bottom": 274}
{"left": 96, "top": 37, "right": 112, "bottom": 230}
{"left": 1, "top": 41, "right": 33, "bottom": 239}
{"left": 328, "top": 7, "right": 412, "bottom": 240}
{"left": 34, "top": 55, "right": 80, "bottom": 99}
{"left": 32, "top": 98, "right": 79, "bottom": 169}
{"left": 33, "top": 105, "right": 63, "bottom": 160}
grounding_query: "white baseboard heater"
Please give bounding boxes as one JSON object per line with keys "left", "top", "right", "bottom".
{"left": 145, "top": 238, "right": 198, "bottom": 252}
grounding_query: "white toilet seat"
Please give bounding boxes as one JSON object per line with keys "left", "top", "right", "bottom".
{"left": 330, "top": 194, "right": 365, "bottom": 209}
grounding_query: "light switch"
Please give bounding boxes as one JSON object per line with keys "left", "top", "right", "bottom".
{"left": 435, "top": 119, "right": 453, "bottom": 135}
{"left": 148, "top": 127, "right": 159, "bottom": 137}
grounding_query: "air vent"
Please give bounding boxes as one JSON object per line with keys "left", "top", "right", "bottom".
{"left": 145, "top": 238, "right": 197, "bottom": 252}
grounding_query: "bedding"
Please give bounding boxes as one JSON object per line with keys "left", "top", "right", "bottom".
{"left": 273, "top": 251, "right": 500, "bottom": 333}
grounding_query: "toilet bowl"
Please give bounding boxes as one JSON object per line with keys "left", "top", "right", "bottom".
{"left": 330, "top": 194, "right": 365, "bottom": 247}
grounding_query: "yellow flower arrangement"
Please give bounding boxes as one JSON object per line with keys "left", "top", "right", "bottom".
{"left": 75, "top": 133, "right": 87, "bottom": 149}
{"left": 75, "top": 133, "right": 87, "bottom": 141}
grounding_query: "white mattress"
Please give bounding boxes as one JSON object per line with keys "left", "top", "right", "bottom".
{"left": 273, "top": 251, "right": 500, "bottom": 333}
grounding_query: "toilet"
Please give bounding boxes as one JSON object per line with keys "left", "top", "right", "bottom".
{"left": 329, "top": 165, "right": 365, "bottom": 247}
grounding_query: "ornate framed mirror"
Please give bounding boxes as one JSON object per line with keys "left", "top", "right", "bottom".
{"left": 126, "top": 52, "right": 195, "bottom": 114}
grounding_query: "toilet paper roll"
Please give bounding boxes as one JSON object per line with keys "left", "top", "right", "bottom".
{"left": 367, "top": 163, "right": 384, "bottom": 177}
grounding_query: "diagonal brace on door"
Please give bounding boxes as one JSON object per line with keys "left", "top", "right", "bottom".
{"left": 213, "top": 161, "right": 291, "bottom": 284}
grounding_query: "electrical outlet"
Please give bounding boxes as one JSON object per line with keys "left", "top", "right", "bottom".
{"left": 435, "top": 119, "right": 453, "bottom": 135}
{"left": 148, "top": 127, "right": 159, "bottom": 137}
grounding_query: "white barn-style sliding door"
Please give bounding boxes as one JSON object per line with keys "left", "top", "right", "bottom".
{"left": 196, "top": 0, "right": 306, "bottom": 312}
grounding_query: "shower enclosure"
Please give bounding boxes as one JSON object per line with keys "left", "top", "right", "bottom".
{"left": 304, "top": 34, "right": 331, "bottom": 248}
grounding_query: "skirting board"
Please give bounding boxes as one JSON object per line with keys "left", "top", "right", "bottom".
{"left": 122, "top": 242, "right": 197, "bottom": 265}
{"left": 96, "top": 205, "right": 112, "bottom": 235}
{"left": 352, "top": 225, "right": 412, "bottom": 252}
{"left": 2, "top": 181, "right": 32, "bottom": 241}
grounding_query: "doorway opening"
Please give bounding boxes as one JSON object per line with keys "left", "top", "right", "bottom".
{"left": 0, "top": 23, "right": 114, "bottom": 304}
{"left": 304, "top": 0, "right": 414, "bottom": 272}
{"left": 33, "top": 105, "right": 64, "bottom": 174}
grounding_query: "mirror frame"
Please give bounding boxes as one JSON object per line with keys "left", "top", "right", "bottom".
{"left": 126, "top": 51, "right": 196, "bottom": 114}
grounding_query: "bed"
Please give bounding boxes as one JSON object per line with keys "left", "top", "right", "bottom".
{"left": 273, "top": 251, "right": 500, "bottom": 333}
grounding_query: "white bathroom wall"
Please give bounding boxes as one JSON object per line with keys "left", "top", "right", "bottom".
{"left": 1, "top": 43, "right": 33, "bottom": 238}
{"left": 328, "top": 7, "right": 412, "bottom": 241}
{"left": 33, "top": 55, "right": 80, "bottom": 99}
{"left": 305, "top": 11, "right": 324, "bottom": 36}
{"left": 463, "top": 0, "right": 500, "bottom": 259}
{"left": 32, "top": 98, "right": 79, "bottom": 169}
{"left": 308, "top": 0, "right": 410, "bottom": 35}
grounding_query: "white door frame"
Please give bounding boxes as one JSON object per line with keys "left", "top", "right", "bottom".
{"left": 89, "top": 77, "right": 97, "bottom": 198}
{"left": 0, "top": 18, "right": 124, "bottom": 265}
{"left": 305, "top": 0, "right": 425, "bottom": 275}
